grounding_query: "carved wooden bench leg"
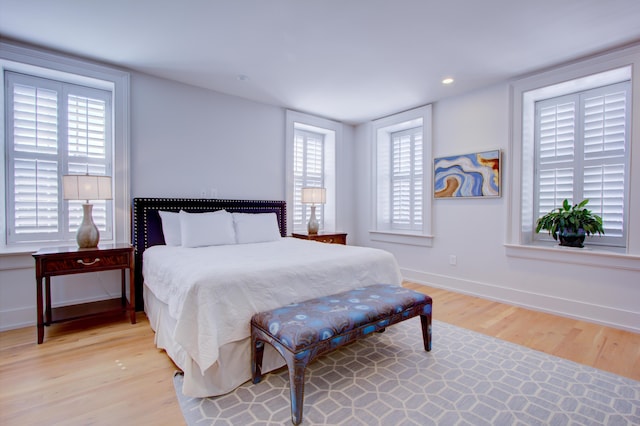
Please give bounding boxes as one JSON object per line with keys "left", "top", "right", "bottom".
{"left": 420, "top": 303, "right": 433, "bottom": 351}
{"left": 287, "top": 354, "right": 308, "bottom": 425}
{"left": 251, "top": 334, "right": 265, "bottom": 384}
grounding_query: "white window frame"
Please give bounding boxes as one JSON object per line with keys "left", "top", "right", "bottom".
{"left": 285, "top": 110, "right": 338, "bottom": 234}
{"left": 389, "top": 126, "right": 423, "bottom": 231}
{"left": 371, "top": 105, "right": 433, "bottom": 246}
{"left": 5, "top": 71, "right": 114, "bottom": 244}
{"left": 533, "top": 81, "right": 630, "bottom": 248}
{"left": 293, "top": 128, "right": 326, "bottom": 231}
{"left": 507, "top": 43, "right": 640, "bottom": 269}
{"left": 1, "top": 41, "right": 130, "bottom": 252}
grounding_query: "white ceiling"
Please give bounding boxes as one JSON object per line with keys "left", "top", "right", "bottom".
{"left": 2, "top": 0, "right": 640, "bottom": 124}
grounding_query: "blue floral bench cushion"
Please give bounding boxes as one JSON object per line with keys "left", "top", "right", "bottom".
{"left": 251, "top": 283, "right": 431, "bottom": 352}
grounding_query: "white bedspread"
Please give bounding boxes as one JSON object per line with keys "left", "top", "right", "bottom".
{"left": 143, "top": 238, "right": 402, "bottom": 374}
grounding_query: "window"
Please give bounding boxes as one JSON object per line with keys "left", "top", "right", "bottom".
{"left": 5, "top": 72, "right": 113, "bottom": 244}
{"left": 1, "top": 41, "right": 130, "bottom": 251}
{"left": 285, "top": 110, "right": 338, "bottom": 234}
{"left": 390, "top": 127, "right": 423, "bottom": 231}
{"left": 293, "top": 129, "right": 325, "bottom": 229}
{"left": 534, "top": 82, "right": 630, "bottom": 247}
{"left": 508, "top": 46, "right": 640, "bottom": 264}
{"left": 372, "top": 105, "right": 432, "bottom": 246}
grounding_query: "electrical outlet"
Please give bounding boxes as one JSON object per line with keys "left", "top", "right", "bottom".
{"left": 449, "top": 255, "right": 457, "bottom": 266}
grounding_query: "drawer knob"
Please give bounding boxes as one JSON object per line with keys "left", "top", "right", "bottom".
{"left": 77, "top": 258, "right": 101, "bottom": 266}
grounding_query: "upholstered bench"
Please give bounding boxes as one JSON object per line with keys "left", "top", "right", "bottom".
{"left": 250, "top": 284, "right": 432, "bottom": 425}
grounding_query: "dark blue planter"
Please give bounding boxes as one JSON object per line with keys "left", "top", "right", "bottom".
{"left": 559, "top": 229, "right": 586, "bottom": 248}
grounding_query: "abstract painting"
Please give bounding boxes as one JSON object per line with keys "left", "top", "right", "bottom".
{"left": 434, "top": 149, "right": 501, "bottom": 198}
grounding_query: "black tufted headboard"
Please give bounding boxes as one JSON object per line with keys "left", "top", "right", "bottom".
{"left": 131, "top": 198, "right": 287, "bottom": 311}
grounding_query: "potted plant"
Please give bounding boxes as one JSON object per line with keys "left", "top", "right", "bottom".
{"left": 535, "top": 199, "right": 605, "bottom": 248}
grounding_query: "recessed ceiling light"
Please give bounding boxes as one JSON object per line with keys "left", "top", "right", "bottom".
{"left": 442, "top": 77, "right": 454, "bottom": 85}
{"left": 237, "top": 74, "right": 250, "bottom": 81}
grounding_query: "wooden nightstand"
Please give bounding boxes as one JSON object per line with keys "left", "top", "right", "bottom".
{"left": 291, "top": 232, "right": 347, "bottom": 245}
{"left": 32, "top": 243, "right": 135, "bottom": 344}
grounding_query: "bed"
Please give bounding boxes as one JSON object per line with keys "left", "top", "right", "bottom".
{"left": 132, "top": 198, "right": 402, "bottom": 397}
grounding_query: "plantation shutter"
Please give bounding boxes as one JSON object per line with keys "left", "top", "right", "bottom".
{"left": 6, "top": 71, "right": 113, "bottom": 244}
{"left": 66, "top": 92, "right": 111, "bottom": 233}
{"left": 293, "top": 128, "right": 324, "bottom": 230}
{"left": 10, "top": 80, "right": 60, "bottom": 236}
{"left": 390, "top": 127, "right": 422, "bottom": 231}
{"left": 581, "top": 85, "right": 628, "bottom": 239}
{"left": 534, "top": 81, "right": 629, "bottom": 247}
{"left": 536, "top": 96, "right": 575, "bottom": 218}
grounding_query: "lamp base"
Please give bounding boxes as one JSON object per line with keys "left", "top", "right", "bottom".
{"left": 307, "top": 205, "right": 319, "bottom": 235}
{"left": 77, "top": 203, "right": 100, "bottom": 248}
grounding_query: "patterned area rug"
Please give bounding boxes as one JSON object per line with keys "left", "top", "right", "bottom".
{"left": 173, "top": 318, "right": 640, "bottom": 425}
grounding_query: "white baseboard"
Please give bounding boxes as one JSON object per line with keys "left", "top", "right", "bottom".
{"left": 402, "top": 268, "right": 640, "bottom": 334}
{"left": 0, "top": 306, "right": 34, "bottom": 332}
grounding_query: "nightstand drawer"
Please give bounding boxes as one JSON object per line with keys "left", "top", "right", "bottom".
{"left": 291, "top": 232, "right": 347, "bottom": 245}
{"left": 312, "top": 234, "right": 346, "bottom": 245}
{"left": 41, "top": 253, "right": 130, "bottom": 274}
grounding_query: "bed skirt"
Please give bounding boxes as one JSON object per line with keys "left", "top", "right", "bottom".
{"left": 144, "top": 283, "right": 286, "bottom": 397}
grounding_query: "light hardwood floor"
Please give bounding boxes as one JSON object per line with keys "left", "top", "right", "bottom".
{"left": 404, "top": 283, "right": 640, "bottom": 381}
{"left": 1, "top": 282, "right": 638, "bottom": 425}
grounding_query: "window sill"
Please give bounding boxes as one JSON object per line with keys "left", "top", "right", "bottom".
{"left": 0, "top": 241, "right": 77, "bottom": 256}
{"left": 0, "top": 246, "right": 40, "bottom": 270}
{"left": 504, "top": 243, "right": 640, "bottom": 271}
{"left": 369, "top": 230, "right": 433, "bottom": 247}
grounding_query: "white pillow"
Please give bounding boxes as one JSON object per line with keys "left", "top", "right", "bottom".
{"left": 233, "top": 212, "right": 282, "bottom": 244}
{"left": 179, "top": 210, "right": 236, "bottom": 248}
{"left": 158, "top": 210, "right": 181, "bottom": 246}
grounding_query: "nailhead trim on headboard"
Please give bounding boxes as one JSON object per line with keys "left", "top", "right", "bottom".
{"left": 131, "top": 198, "right": 287, "bottom": 311}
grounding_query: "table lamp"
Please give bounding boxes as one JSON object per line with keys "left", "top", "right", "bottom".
{"left": 301, "top": 187, "right": 326, "bottom": 235}
{"left": 63, "top": 174, "right": 112, "bottom": 248}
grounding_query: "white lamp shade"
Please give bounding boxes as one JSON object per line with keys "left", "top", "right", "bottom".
{"left": 301, "top": 187, "right": 326, "bottom": 204}
{"left": 63, "top": 175, "right": 112, "bottom": 201}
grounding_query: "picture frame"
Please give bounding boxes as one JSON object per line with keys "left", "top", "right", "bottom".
{"left": 434, "top": 149, "right": 501, "bottom": 198}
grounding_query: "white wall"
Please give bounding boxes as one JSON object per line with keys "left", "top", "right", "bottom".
{"left": 130, "top": 73, "right": 285, "bottom": 200}
{"left": 354, "top": 83, "right": 640, "bottom": 333}
{"left": 129, "top": 72, "right": 356, "bottom": 231}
